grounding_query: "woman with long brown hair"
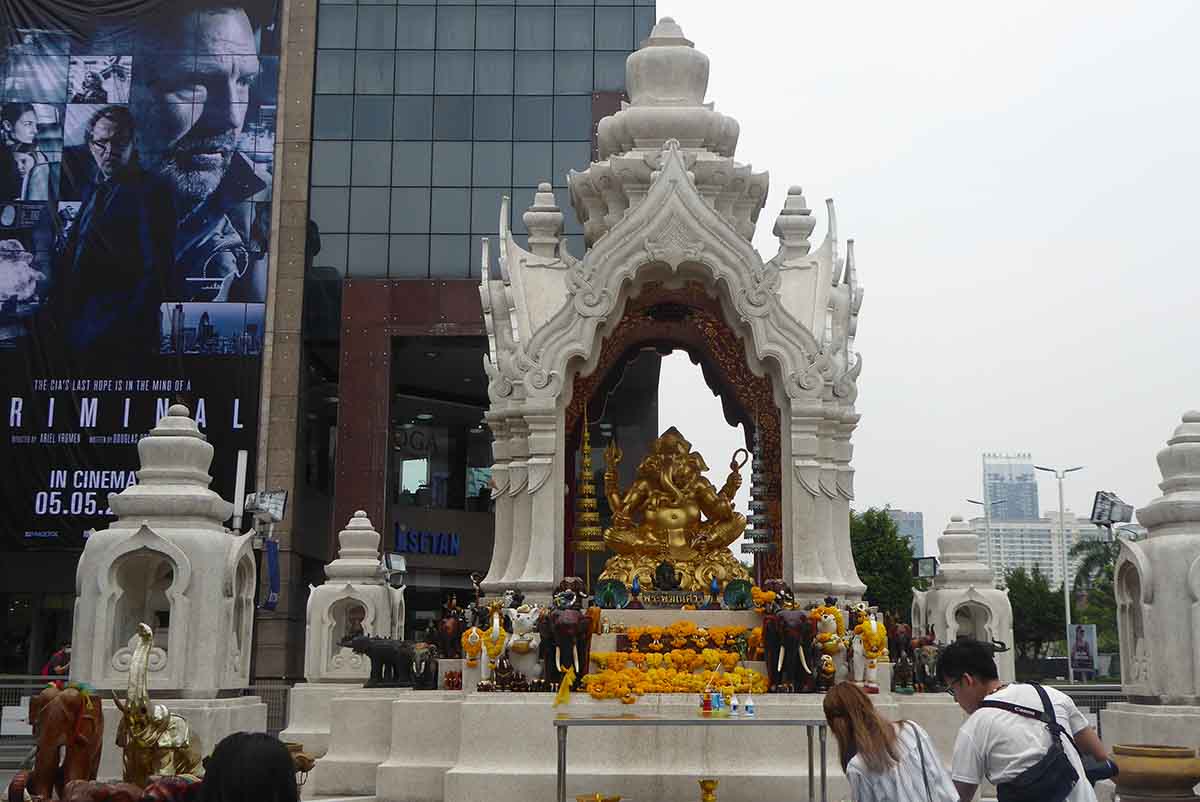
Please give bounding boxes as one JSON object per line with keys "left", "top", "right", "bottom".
{"left": 823, "top": 682, "right": 957, "bottom": 802}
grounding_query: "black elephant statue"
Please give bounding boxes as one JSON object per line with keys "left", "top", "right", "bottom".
{"left": 539, "top": 577, "right": 594, "bottom": 689}
{"left": 411, "top": 642, "right": 439, "bottom": 690}
{"left": 341, "top": 635, "right": 415, "bottom": 688}
{"left": 762, "top": 605, "right": 816, "bottom": 693}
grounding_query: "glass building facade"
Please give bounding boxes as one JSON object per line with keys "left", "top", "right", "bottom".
{"left": 982, "top": 452, "right": 1041, "bottom": 521}
{"left": 308, "top": 0, "right": 657, "bottom": 280}
{"left": 293, "top": 0, "right": 657, "bottom": 642}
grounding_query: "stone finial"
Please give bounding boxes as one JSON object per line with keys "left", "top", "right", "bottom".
{"left": 325, "top": 511, "right": 385, "bottom": 582}
{"left": 626, "top": 17, "right": 706, "bottom": 107}
{"left": 522, "top": 182, "right": 563, "bottom": 259}
{"left": 773, "top": 186, "right": 816, "bottom": 263}
{"left": 936, "top": 515, "right": 992, "bottom": 586}
{"left": 1137, "top": 410, "right": 1200, "bottom": 535}
{"left": 108, "top": 404, "right": 233, "bottom": 525}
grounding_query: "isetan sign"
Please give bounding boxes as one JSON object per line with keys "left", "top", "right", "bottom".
{"left": 394, "top": 525, "right": 460, "bottom": 557}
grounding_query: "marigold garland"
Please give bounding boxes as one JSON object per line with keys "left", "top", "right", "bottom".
{"left": 582, "top": 665, "right": 768, "bottom": 701}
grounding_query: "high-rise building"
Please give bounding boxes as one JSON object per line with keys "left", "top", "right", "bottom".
{"left": 886, "top": 509, "right": 925, "bottom": 557}
{"left": 982, "top": 452, "right": 1040, "bottom": 521}
{"left": 970, "top": 510, "right": 1109, "bottom": 589}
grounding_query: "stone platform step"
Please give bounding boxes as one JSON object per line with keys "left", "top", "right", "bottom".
{"left": 0, "top": 738, "right": 34, "bottom": 770}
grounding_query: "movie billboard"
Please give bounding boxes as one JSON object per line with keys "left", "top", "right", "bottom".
{"left": 0, "top": 0, "right": 280, "bottom": 548}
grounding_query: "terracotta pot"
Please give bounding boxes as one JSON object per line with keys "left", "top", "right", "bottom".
{"left": 1112, "top": 744, "right": 1200, "bottom": 799}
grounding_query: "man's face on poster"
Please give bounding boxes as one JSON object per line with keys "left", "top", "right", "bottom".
{"left": 88, "top": 115, "right": 133, "bottom": 180}
{"left": 131, "top": 7, "right": 260, "bottom": 210}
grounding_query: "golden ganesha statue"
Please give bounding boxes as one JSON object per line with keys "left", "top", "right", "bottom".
{"left": 598, "top": 427, "right": 752, "bottom": 591}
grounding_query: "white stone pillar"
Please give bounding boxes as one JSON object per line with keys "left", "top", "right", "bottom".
{"left": 786, "top": 405, "right": 833, "bottom": 597}
{"left": 481, "top": 411, "right": 512, "bottom": 592}
{"left": 832, "top": 414, "right": 866, "bottom": 597}
{"left": 500, "top": 415, "right": 532, "bottom": 584}
{"left": 514, "top": 407, "right": 564, "bottom": 595}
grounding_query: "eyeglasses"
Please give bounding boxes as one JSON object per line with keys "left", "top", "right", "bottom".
{"left": 945, "top": 675, "right": 964, "bottom": 698}
{"left": 89, "top": 136, "right": 130, "bottom": 155}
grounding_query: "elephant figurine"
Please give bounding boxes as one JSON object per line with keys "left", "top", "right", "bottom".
{"left": 762, "top": 605, "right": 816, "bottom": 693}
{"left": 539, "top": 578, "right": 593, "bottom": 689}
{"left": 9, "top": 684, "right": 105, "bottom": 801}
{"left": 505, "top": 604, "right": 543, "bottom": 680}
{"left": 434, "top": 596, "right": 466, "bottom": 659}
{"left": 341, "top": 635, "right": 415, "bottom": 687}
{"left": 411, "top": 642, "right": 439, "bottom": 690}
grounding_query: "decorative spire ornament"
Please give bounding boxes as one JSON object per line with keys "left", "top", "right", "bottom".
{"left": 741, "top": 414, "right": 775, "bottom": 583}
{"left": 573, "top": 411, "right": 605, "bottom": 590}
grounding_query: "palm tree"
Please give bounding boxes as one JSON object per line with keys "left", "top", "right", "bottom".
{"left": 1070, "top": 527, "right": 1139, "bottom": 592}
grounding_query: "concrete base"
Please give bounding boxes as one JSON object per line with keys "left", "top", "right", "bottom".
{"left": 281, "top": 683, "right": 362, "bottom": 758}
{"left": 377, "top": 692, "right": 463, "bottom": 802}
{"left": 1101, "top": 702, "right": 1200, "bottom": 753}
{"left": 308, "top": 684, "right": 965, "bottom": 802}
{"left": 308, "top": 688, "right": 415, "bottom": 798}
{"left": 96, "top": 695, "right": 267, "bottom": 781}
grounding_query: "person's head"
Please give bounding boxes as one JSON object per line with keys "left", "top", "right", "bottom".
{"left": 201, "top": 732, "right": 297, "bottom": 802}
{"left": 83, "top": 72, "right": 104, "bottom": 93}
{"left": 130, "top": 2, "right": 265, "bottom": 209}
{"left": 937, "top": 639, "right": 1001, "bottom": 714}
{"left": 2, "top": 103, "right": 38, "bottom": 145}
{"left": 85, "top": 106, "right": 135, "bottom": 179}
{"left": 822, "top": 682, "right": 899, "bottom": 772}
{"left": 1076, "top": 626, "right": 1086, "bottom": 641}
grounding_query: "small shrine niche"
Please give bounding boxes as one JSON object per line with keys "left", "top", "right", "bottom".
{"left": 1112, "top": 411, "right": 1200, "bottom": 703}
{"left": 229, "top": 555, "right": 256, "bottom": 678}
{"left": 953, "top": 600, "right": 992, "bottom": 642}
{"left": 1115, "top": 561, "right": 1147, "bottom": 686}
{"left": 111, "top": 548, "right": 176, "bottom": 656}
{"left": 72, "top": 405, "right": 255, "bottom": 695}
{"left": 302, "top": 512, "right": 405, "bottom": 683}
{"left": 327, "top": 597, "right": 371, "bottom": 668}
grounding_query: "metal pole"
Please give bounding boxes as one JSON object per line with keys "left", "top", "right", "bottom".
{"left": 819, "top": 725, "right": 828, "bottom": 802}
{"left": 1059, "top": 473, "right": 1074, "bottom": 683}
{"left": 557, "top": 725, "right": 567, "bottom": 802}
{"left": 807, "top": 725, "right": 814, "bottom": 801}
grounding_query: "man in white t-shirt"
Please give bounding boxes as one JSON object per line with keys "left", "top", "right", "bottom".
{"left": 937, "top": 639, "right": 1110, "bottom": 802}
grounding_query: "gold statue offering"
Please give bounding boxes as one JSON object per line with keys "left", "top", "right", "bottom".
{"left": 599, "top": 427, "right": 751, "bottom": 591}
{"left": 114, "top": 623, "right": 203, "bottom": 786}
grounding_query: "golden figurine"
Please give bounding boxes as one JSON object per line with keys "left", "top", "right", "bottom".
{"left": 699, "top": 778, "right": 720, "bottom": 802}
{"left": 113, "top": 623, "right": 203, "bottom": 786}
{"left": 598, "top": 427, "right": 752, "bottom": 591}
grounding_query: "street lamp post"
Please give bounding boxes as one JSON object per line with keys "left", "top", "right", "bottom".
{"left": 1035, "top": 464, "right": 1084, "bottom": 683}
{"left": 967, "top": 497, "right": 1006, "bottom": 585}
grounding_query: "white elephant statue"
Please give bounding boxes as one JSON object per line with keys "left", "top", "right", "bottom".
{"left": 505, "top": 604, "right": 543, "bottom": 680}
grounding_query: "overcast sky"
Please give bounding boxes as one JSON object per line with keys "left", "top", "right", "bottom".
{"left": 654, "top": 1, "right": 1200, "bottom": 554}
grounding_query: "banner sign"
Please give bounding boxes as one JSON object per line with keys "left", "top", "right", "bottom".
{"left": 0, "top": 0, "right": 281, "bottom": 548}
{"left": 1069, "top": 623, "right": 1096, "bottom": 672}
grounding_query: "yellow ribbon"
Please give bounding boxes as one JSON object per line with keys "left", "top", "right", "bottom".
{"left": 553, "top": 667, "right": 576, "bottom": 707}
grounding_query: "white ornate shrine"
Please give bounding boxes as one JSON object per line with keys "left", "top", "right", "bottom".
{"left": 280, "top": 510, "right": 406, "bottom": 755}
{"left": 478, "top": 16, "right": 866, "bottom": 602}
{"left": 1101, "top": 411, "right": 1200, "bottom": 751}
{"left": 912, "top": 515, "right": 1016, "bottom": 682}
{"left": 301, "top": 20, "right": 977, "bottom": 802}
{"left": 70, "top": 405, "right": 265, "bottom": 779}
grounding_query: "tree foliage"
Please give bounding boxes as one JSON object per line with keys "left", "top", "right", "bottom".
{"left": 1075, "top": 564, "right": 1119, "bottom": 654}
{"left": 849, "top": 507, "right": 916, "bottom": 620}
{"left": 1005, "top": 565, "right": 1066, "bottom": 661}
